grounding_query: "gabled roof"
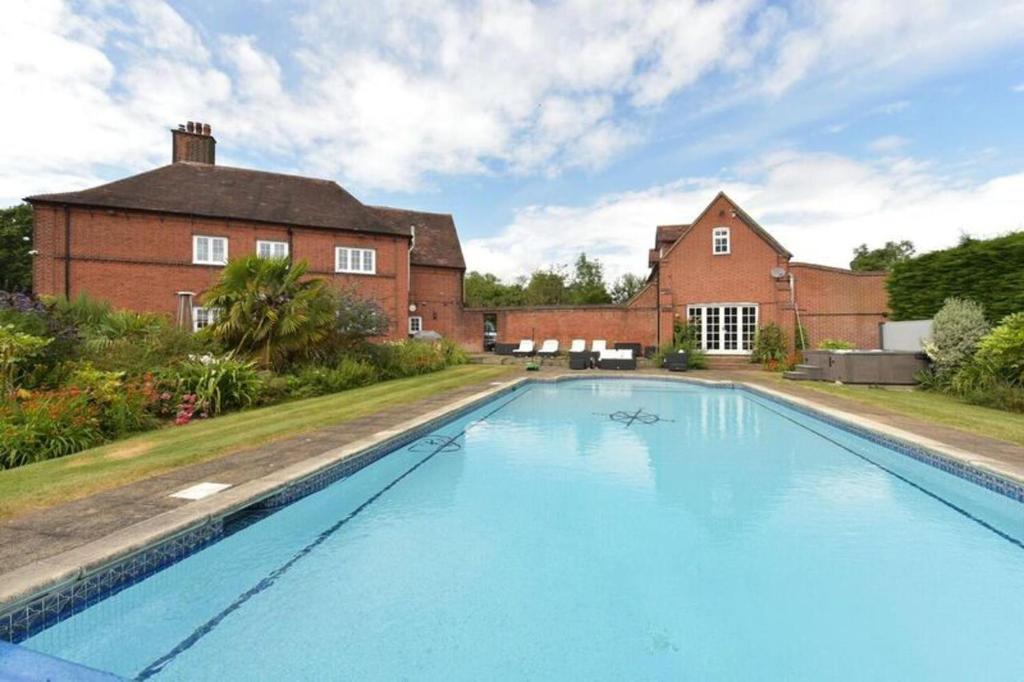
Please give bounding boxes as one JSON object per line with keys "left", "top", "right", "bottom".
{"left": 25, "top": 162, "right": 408, "bottom": 237}
{"left": 685, "top": 191, "right": 792, "bottom": 258}
{"left": 655, "top": 224, "right": 688, "bottom": 246}
{"left": 369, "top": 206, "right": 466, "bottom": 270}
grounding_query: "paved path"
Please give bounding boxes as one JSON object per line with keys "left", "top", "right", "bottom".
{"left": 0, "top": 377, "right": 505, "bottom": 575}
{"left": 2, "top": 367, "right": 1022, "bottom": 579}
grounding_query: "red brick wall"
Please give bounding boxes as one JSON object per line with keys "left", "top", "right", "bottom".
{"left": 410, "top": 265, "right": 464, "bottom": 339}
{"left": 459, "top": 306, "right": 656, "bottom": 353}
{"left": 789, "top": 263, "right": 888, "bottom": 349}
{"left": 657, "top": 194, "right": 791, "bottom": 345}
{"left": 32, "top": 205, "right": 411, "bottom": 339}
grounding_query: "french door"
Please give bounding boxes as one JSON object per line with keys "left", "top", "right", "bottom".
{"left": 687, "top": 304, "right": 758, "bottom": 354}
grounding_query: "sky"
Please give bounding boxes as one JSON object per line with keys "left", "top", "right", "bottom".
{"left": 2, "top": 0, "right": 1023, "bottom": 282}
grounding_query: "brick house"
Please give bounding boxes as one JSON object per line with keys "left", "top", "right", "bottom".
{"left": 26, "top": 122, "right": 465, "bottom": 340}
{"left": 459, "top": 192, "right": 888, "bottom": 356}
{"left": 27, "top": 123, "right": 886, "bottom": 357}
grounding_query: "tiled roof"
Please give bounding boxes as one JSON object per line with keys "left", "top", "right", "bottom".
{"left": 655, "top": 224, "right": 687, "bottom": 246}
{"left": 25, "top": 162, "right": 408, "bottom": 237}
{"left": 369, "top": 206, "right": 466, "bottom": 269}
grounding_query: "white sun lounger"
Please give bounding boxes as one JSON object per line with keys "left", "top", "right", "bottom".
{"left": 538, "top": 339, "right": 560, "bottom": 356}
{"left": 512, "top": 339, "right": 535, "bottom": 356}
{"left": 591, "top": 339, "right": 607, "bottom": 354}
{"left": 569, "top": 339, "right": 586, "bottom": 353}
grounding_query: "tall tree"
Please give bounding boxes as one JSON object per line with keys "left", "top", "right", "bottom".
{"left": 568, "top": 253, "right": 611, "bottom": 304}
{"left": 609, "top": 273, "right": 646, "bottom": 303}
{"left": 850, "top": 240, "right": 915, "bottom": 271}
{"left": 524, "top": 267, "right": 568, "bottom": 305}
{"left": 463, "top": 271, "right": 526, "bottom": 307}
{"left": 0, "top": 204, "right": 33, "bottom": 292}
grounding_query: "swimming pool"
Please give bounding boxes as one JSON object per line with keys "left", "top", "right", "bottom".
{"left": 14, "top": 379, "right": 1024, "bottom": 679}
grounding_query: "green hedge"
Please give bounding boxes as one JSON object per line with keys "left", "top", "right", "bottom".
{"left": 887, "top": 232, "right": 1024, "bottom": 321}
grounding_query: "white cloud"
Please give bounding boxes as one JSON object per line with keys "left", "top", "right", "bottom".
{"left": 871, "top": 100, "right": 911, "bottom": 115}
{"left": 465, "top": 152, "right": 1024, "bottom": 281}
{"left": 868, "top": 135, "right": 910, "bottom": 153}
{"left": 4, "top": 0, "right": 1024, "bottom": 202}
{"left": 1012, "top": 83, "right": 1024, "bottom": 93}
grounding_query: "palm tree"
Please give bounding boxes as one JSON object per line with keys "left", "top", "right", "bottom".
{"left": 203, "top": 256, "right": 332, "bottom": 368}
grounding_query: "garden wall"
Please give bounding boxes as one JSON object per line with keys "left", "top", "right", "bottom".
{"left": 790, "top": 263, "right": 888, "bottom": 349}
{"left": 458, "top": 285, "right": 658, "bottom": 352}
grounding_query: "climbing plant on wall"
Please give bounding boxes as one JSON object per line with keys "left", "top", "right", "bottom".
{"left": 886, "top": 231, "right": 1024, "bottom": 322}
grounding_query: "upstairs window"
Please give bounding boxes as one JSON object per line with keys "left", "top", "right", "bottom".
{"left": 408, "top": 316, "right": 423, "bottom": 334}
{"left": 256, "top": 240, "right": 289, "bottom": 259}
{"left": 193, "top": 236, "right": 228, "bottom": 265}
{"left": 712, "top": 227, "right": 730, "bottom": 255}
{"left": 335, "top": 247, "right": 376, "bottom": 274}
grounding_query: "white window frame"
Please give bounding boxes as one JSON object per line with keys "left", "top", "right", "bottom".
{"left": 193, "top": 235, "right": 228, "bottom": 265}
{"left": 686, "top": 303, "right": 758, "bottom": 355}
{"left": 192, "top": 306, "right": 219, "bottom": 332}
{"left": 712, "top": 227, "right": 731, "bottom": 255}
{"left": 256, "top": 240, "right": 289, "bottom": 259}
{"left": 335, "top": 246, "right": 376, "bottom": 275}
{"left": 408, "top": 315, "right": 423, "bottom": 334}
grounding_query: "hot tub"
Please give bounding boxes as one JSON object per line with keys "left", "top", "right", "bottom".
{"left": 801, "top": 349, "right": 929, "bottom": 385}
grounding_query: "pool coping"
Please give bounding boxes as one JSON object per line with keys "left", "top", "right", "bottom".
{"left": 1, "top": 372, "right": 1022, "bottom": 643}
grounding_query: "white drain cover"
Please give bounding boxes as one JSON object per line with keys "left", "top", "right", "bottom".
{"left": 170, "top": 482, "right": 232, "bottom": 500}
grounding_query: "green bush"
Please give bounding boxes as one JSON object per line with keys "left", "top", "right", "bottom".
{"left": 751, "top": 323, "right": 789, "bottom": 368}
{"left": 67, "top": 365, "right": 157, "bottom": 437}
{"left": 887, "top": 231, "right": 1024, "bottom": 322}
{"left": 0, "top": 324, "right": 50, "bottom": 392}
{"left": 817, "top": 338, "right": 856, "bottom": 350}
{"left": 653, "top": 321, "right": 707, "bottom": 369}
{"left": 293, "top": 359, "right": 380, "bottom": 397}
{"left": 369, "top": 339, "right": 466, "bottom": 379}
{"left": 970, "top": 312, "right": 1024, "bottom": 386}
{"left": 161, "top": 354, "right": 264, "bottom": 417}
{"left": 923, "top": 298, "right": 989, "bottom": 384}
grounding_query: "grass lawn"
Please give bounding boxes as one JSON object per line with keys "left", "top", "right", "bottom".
{"left": 0, "top": 365, "right": 515, "bottom": 519}
{"left": 762, "top": 374, "right": 1024, "bottom": 447}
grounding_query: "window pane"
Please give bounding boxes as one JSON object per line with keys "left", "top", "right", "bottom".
{"left": 195, "top": 237, "right": 209, "bottom": 262}
{"left": 363, "top": 250, "right": 373, "bottom": 272}
{"left": 337, "top": 248, "right": 348, "bottom": 271}
{"left": 274, "top": 242, "right": 287, "bottom": 257}
{"left": 212, "top": 238, "right": 225, "bottom": 263}
{"left": 258, "top": 242, "right": 270, "bottom": 258}
{"left": 742, "top": 306, "right": 757, "bottom": 351}
{"left": 706, "top": 307, "right": 720, "bottom": 350}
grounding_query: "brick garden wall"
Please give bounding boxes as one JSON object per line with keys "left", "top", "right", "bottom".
{"left": 790, "top": 263, "right": 889, "bottom": 349}
{"left": 458, "top": 284, "right": 658, "bottom": 353}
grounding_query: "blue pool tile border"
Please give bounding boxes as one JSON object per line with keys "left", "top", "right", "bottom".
{"left": 2, "top": 375, "right": 1021, "bottom": 647}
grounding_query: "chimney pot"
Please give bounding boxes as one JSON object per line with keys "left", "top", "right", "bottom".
{"left": 172, "top": 121, "right": 216, "bottom": 164}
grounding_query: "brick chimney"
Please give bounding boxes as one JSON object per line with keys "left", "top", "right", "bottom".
{"left": 171, "top": 121, "right": 216, "bottom": 164}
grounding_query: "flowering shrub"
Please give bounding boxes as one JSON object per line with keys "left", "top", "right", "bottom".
{"left": 159, "top": 354, "right": 264, "bottom": 418}
{"left": 752, "top": 323, "right": 789, "bottom": 369}
{"left": 0, "top": 390, "right": 103, "bottom": 469}
{"left": 817, "top": 339, "right": 856, "bottom": 350}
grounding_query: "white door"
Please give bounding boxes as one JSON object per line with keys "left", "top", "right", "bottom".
{"left": 687, "top": 304, "right": 758, "bottom": 354}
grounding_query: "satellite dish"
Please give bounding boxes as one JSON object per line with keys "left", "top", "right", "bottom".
{"left": 770, "top": 266, "right": 787, "bottom": 279}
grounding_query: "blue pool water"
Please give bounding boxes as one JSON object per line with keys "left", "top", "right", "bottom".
{"left": 20, "top": 379, "right": 1024, "bottom": 680}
